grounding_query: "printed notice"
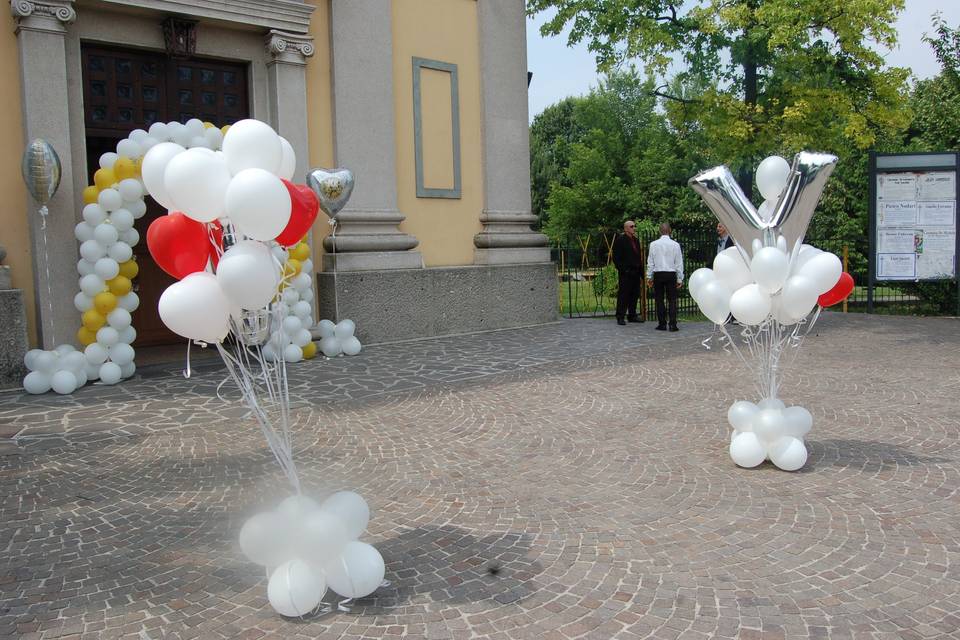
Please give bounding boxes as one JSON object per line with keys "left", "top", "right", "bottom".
{"left": 878, "top": 174, "right": 917, "bottom": 201}
{"left": 878, "top": 201, "right": 917, "bottom": 227}
{"left": 878, "top": 229, "right": 916, "bottom": 253}
{"left": 918, "top": 201, "right": 956, "bottom": 226}
{"left": 917, "top": 253, "right": 956, "bottom": 279}
{"left": 877, "top": 253, "right": 916, "bottom": 279}
{"left": 918, "top": 172, "right": 956, "bottom": 201}
{"left": 923, "top": 229, "right": 956, "bottom": 252}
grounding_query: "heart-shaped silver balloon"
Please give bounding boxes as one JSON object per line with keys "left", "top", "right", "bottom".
{"left": 306, "top": 167, "right": 355, "bottom": 218}
{"left": 689, "top": 152, "right": 838, "bottom": 260}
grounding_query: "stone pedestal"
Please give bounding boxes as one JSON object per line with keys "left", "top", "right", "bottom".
{"left": 316, "top": 263, "right": 558, "bottom": 344}
{"left": 0, "top": 289, "right": 29, "bottom": 390}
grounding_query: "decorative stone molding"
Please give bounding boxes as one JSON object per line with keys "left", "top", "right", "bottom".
{"left": 93, "top": 0, "right": 313, "bottom": 34}
{"left": 265, "top": 29, "right": 315, "bottom": 66}
{"left": 10, "top": 0, "right": 76, "bottom": 33}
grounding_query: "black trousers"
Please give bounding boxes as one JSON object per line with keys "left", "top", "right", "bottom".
{"left": 616, "top": 269, "right": 641, "bottom": 320}
{"left": 653, "top": 271, "right": 678, "bottom": 328}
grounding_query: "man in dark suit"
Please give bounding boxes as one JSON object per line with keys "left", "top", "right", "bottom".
{"left": 717, "top": 223, "right": 735, "bottom": 255}
{"left": 612, "top": 220, "right": 644, "bottom": 325}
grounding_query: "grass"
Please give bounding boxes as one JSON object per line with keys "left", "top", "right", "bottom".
{"left": 558, "top": 279, "right": 706, "bottom": 321}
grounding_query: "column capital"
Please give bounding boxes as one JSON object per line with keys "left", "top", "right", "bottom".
{"left": 265, "top": 29, "right": 314, "bottom": 66}
{"left": 10, "top": 0, "right": 75, "bottom": 34}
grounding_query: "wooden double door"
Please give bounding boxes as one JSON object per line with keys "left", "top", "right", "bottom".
{"left": 82, "top": 45, "right": 249, "bottom": 346}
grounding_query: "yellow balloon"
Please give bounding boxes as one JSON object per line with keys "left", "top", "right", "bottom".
{"left": 94, "top": 168, "right": 116, "bottom": 191}
{"left": 83, "top": 185, "right": 100, "bottom": 204}
{"left": 284, "top": 259, "right": 302, "bottom": 278}
{"left": 82, "top": 309, "right": 106, "bottom": 331}
{"left": 77, "top": 326, "right": 97, "bottom": 346}
{"left": 290, "top": 243, "right": 310, "bottom": 262}
{"left": 94, "top": 291, "right": 118, "bottom": 315}
{"left": 203, "top": 121, "right": 215, "bottom": 129}
{"left": 107, "top": 275, "right": 132, "bottom": 296}
{"left": 302, "top": 341, "right": 317, "bottom": 359}
{"left": 221, "top": 125, "right": 231, "bottom": 136}
{"left": 114, "top": 156, "right": 136, "bottom": 180}
{"left": 118, "top": 260, "right": 139, "bottom": 280}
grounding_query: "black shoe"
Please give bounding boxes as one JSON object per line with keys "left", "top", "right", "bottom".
{"left": 669, "top": 325, "right": 679, "bottom": 332}
{"left": 627, "top": 317, "right": 644, "bottom": 323}
{"left": 655, "top": 325, "right": 667, "bottom": 331}
{"left": 617, "top": 319, "right": 626, "bottom": 326}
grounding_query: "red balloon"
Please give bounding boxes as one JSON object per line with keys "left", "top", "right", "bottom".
{"left": 818, "top": 272, "right": 855, "bottom": 307}
{"left": 274, "top": 179, "right": 319, "bottom": 246}
{"left": 208, "top": 220, "right": 224, "bottom": 270}
{"left": 146, "top": 212, "right": 214, "bottom": 280}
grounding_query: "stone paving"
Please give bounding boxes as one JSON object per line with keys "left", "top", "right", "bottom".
{"left": 1, "top": 314, "right": 960, "bottom": 640}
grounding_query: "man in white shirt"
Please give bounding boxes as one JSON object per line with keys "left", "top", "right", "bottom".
{"left": 645, "top": 223, "right": 684, "bottom": 331}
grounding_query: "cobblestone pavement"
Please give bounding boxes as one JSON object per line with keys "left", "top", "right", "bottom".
{"left": 2, "top": 314, "right": 960, "bottom": 640}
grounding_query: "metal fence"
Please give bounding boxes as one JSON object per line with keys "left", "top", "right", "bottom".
{"left": 554, "top": 230, "right": 952, "bottom": 319}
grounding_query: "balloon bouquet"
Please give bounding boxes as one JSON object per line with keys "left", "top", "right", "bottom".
{"left": 135, "top": 119, "right": 385, "bottom": 617}
{"left": 688, "top": 153, "right": 854, "bottom": 471}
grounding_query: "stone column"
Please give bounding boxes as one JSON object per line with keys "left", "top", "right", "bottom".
{"left": 474, "top": 0, "right": 549, "bottom": 264}
{"left": 326, "top": 0, "right": 421, "bottom": 272}
{"left": 11, "top": 0, "right": 80, "bottom": 348}
{"left": 265, "top": 29, "right": 313, "bottom": 182}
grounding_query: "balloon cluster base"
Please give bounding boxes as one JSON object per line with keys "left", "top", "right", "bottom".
{"left": 239, "top": 491, "right": 385, "bottom": 617}
{"left": 727, "top": 398, "right": 812, "bottom": 471}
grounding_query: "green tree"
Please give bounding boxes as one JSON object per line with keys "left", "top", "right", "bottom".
{"left": 527, "top": 0, "right": 913, "bottom": 190}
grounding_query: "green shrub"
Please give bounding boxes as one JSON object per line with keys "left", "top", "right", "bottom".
{"left": 592, "top": 264, "right": 619, "bottom": 299}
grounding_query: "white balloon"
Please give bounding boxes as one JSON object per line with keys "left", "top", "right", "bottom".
{"left": 713, "top": 248, "right": 752, "bottom": 292}
{"left": 51, "top": 370, "right": 78, "bottom": 395}
{"left": 107, "top": 241, "right": 132, "bottom": 263}
{"left": 23, "top": 371, "right": 51, "bottom": 394}
{"left": 83, "top": 204, "right": 107, "bottom": 226}
{"left": 84, "top": 362, "right": 100, "bottom": 381}
{"left": 278, "top": 494, "right": 320, "bottom": 520}
{"left": 793, "top": 244, "right": 823, "bottom": 275}
{"left": 60, "top": 351, "right": 86, "bottom": 372}
{"left": 23, "top": 349, "right": 44, "bottom": 370}
{"left": 128, "top": 129, "right": 149, "bottom": 143}
{"left": 293, "top": 301, "right": 312, "bottom": 319}
{"left": 730, "top": 432, "right": 766, "bottom": 468}
{"left": 688, "top": 267, "right": 715, "bottom": 302}
{"left": 119, "top": 326, "right": 137, "bottom": 345}
{"left": 261, "top": 343, "right": 278, "bottom": 362}
{"left": 99, "top": 362, "right": 122, "bottom": 385}
{"left": 117, "top": 179, "right": 143, "bottom": 202}
{"left": 757, "top": 199, "right": 774, "bottom": 222}
{"left": 98, "top": 188, "right": 123, "bottom": 212}
{"left": 282, "top": 315, "right": 302, "bottom": 336}
{"left": 74, "top": 293, "right": 94, "bottom": 313}
{"left": 321, "top": 491, "right": 369, "bottom": 540}
{"left": 696, "top": 280, "right": 733, "bottom": 325}
{"left": 96, "top": 326, "right": 120, "bottom": 347}
{"left": 109, "top": 208, "right": 135, "bottom": 232}
{"left": 317, "top": 319, "right": 336, "bottom": 338}
{"left": 80, "top": 274, "right": 106, "bottom": 297}
{"left": 119, "top": 362, "right": 136, "bottom": 379}
{"left": 294, "top": 329, "right": 312, "bottom": 348}
{"left": 239, "top": 512, "right": 291, "bottom": 567}
{"left": 799, "top": 252, "right": 843, "bottom": 295}
{"left": 84, "top": 343, "right": 109, "bottom": 366}
{"left": 215, "top": 241, "right": 280, "bottom": 311}
{"left": 783, "top": 406, "right": 813, "bottom": 439}
{"left": 148, "top": 122, "right": 170, "bottom": 141}
{"left": 78, "top": 259, "right": 95, "bottom": 277}
{"left": 300, "top": 288, "right": 315, "bottom": 303}
{"left": 281, "top": 287, "right": 300, "bottom": 305}
{"left": 751, "top": 247, "right": 790, "bottom": 294}
{"left": 278, "top": 136, "right": 296, "bottom": 180}
{"left": 769, "top": 436, "right": 808, "bottom": 471}
{"left": 325, "top": 541, "right": 385, "bottom": 599}
{"left": 140, "top": 137, "right": 158, "bottom": 154}
{"left": 159, "top": 272, "right": 231, "bottom": 343}
{"left": 75, "top": 369, "right": 88, "bottom": 387}
{"left": 99, "top": 152, "right": 118, "bottom": 169}
{"left": 770, "top": 294, "right": 801, "bottom": 326}
{"left": 292, "top": 272, "right": 312, "bottom": 291}
{"left": 298, "top": 510, "right": 349, "bottom": 567}
{"left": 109, "top": 343, "right": 135, "bottom": 366}
{"left": 334, "top": 319, "right": 356, "bottom": 340}
{"left": 780, "top": 275, "right": 819, "bottom": 319}
{"left": 127, "top": 199, "right": 148, "bottom": 219}
{"left": 164, "top": 148, "right": 231, "bottom": 223}
{"left": 53, "top": 344, "right": 75, "bottom": 356}
{"left": 222, "top": 119, "right": 283, "bottom": 175}
{"left": 267, "top": 560, "right": 326, "bottom": 618}
{"left": 80, "top": 239, "right": 107, "bottom": 262}
{"left": 116, "top": 139, "right": 142, "bottom": 160}
{"left": 341, "top": 336, "right": 362, "bottom": 356}
{"left": 753, "top": 409, "right": 785, "bottom": 444}
{"left": 34, "top": 351, "right": 58, "bottom": 375}
{"left": 729, "top": 284, "right": 772, "bottom": 326}
{"left": 777, "top": 234, "right": 788, "bottom": 253}
{"left": 756, "top": 155, "right": 791, "bottom": 202}
{"left": 204, "top": 126, "right": 223, "bottom": 150}
{"left": 283, "top": 343, "right": 303, "bottom": 362}
{"left": 758, "top": 398, "right": 786, "bottom": 410}
{"left": 107, "top": 308, "right": 132, "bottom": 329}
{"left": 320, "top": 336, "right": 341, "bottom": 357}
{"left": 75, "top": 222, "right": 95, "bottom": 243}
{"left": 141, "top": 143, "right": 185, "bottom": 210}
{"left": 727, "top": 401, "right": 759, "bottom": 431}
{"left": 121, "top": 228, "right": 140, "bottom": 246}
{"left": 271, "top": 245, "right": 290, "bottom": 262}
{"left": 224, "top": 169, "right": 292, "bottom": 241}
{"left": 94, "top": 257, "right": 119, "bottom": 281}
{"left": 172, "top": 125, "right": 193, "bottom": 147}
{"left": 94, "top": 223, "right": 119, "bottom": 247}
{"left": 118, "top": 292, "right": 140, "bottom": 312}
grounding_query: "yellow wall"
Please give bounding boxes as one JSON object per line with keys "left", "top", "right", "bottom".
{"left": 305, "top": 0, "right": 335, "bottom": 266}
{"left": 0, "top": 11, "right": 36, "bottom": 346}
{"left": 393, "top": 0, "right": 482, "bottom": 267}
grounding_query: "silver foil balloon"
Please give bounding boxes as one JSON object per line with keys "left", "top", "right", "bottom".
{"left": 21, "top": 139, "right": 61, "bottom": 207}
{"left": 237, "top": 308, "right": 270, "bottom": 346}
{"left": 689, "top": 151, "right": 838, "bottom": 258}
{"left": 306, "top": 167, "right": 354, "bottom": 218}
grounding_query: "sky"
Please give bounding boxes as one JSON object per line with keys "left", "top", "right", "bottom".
{"left": 526, "top": 1, "right": 960, "bottom": 121}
